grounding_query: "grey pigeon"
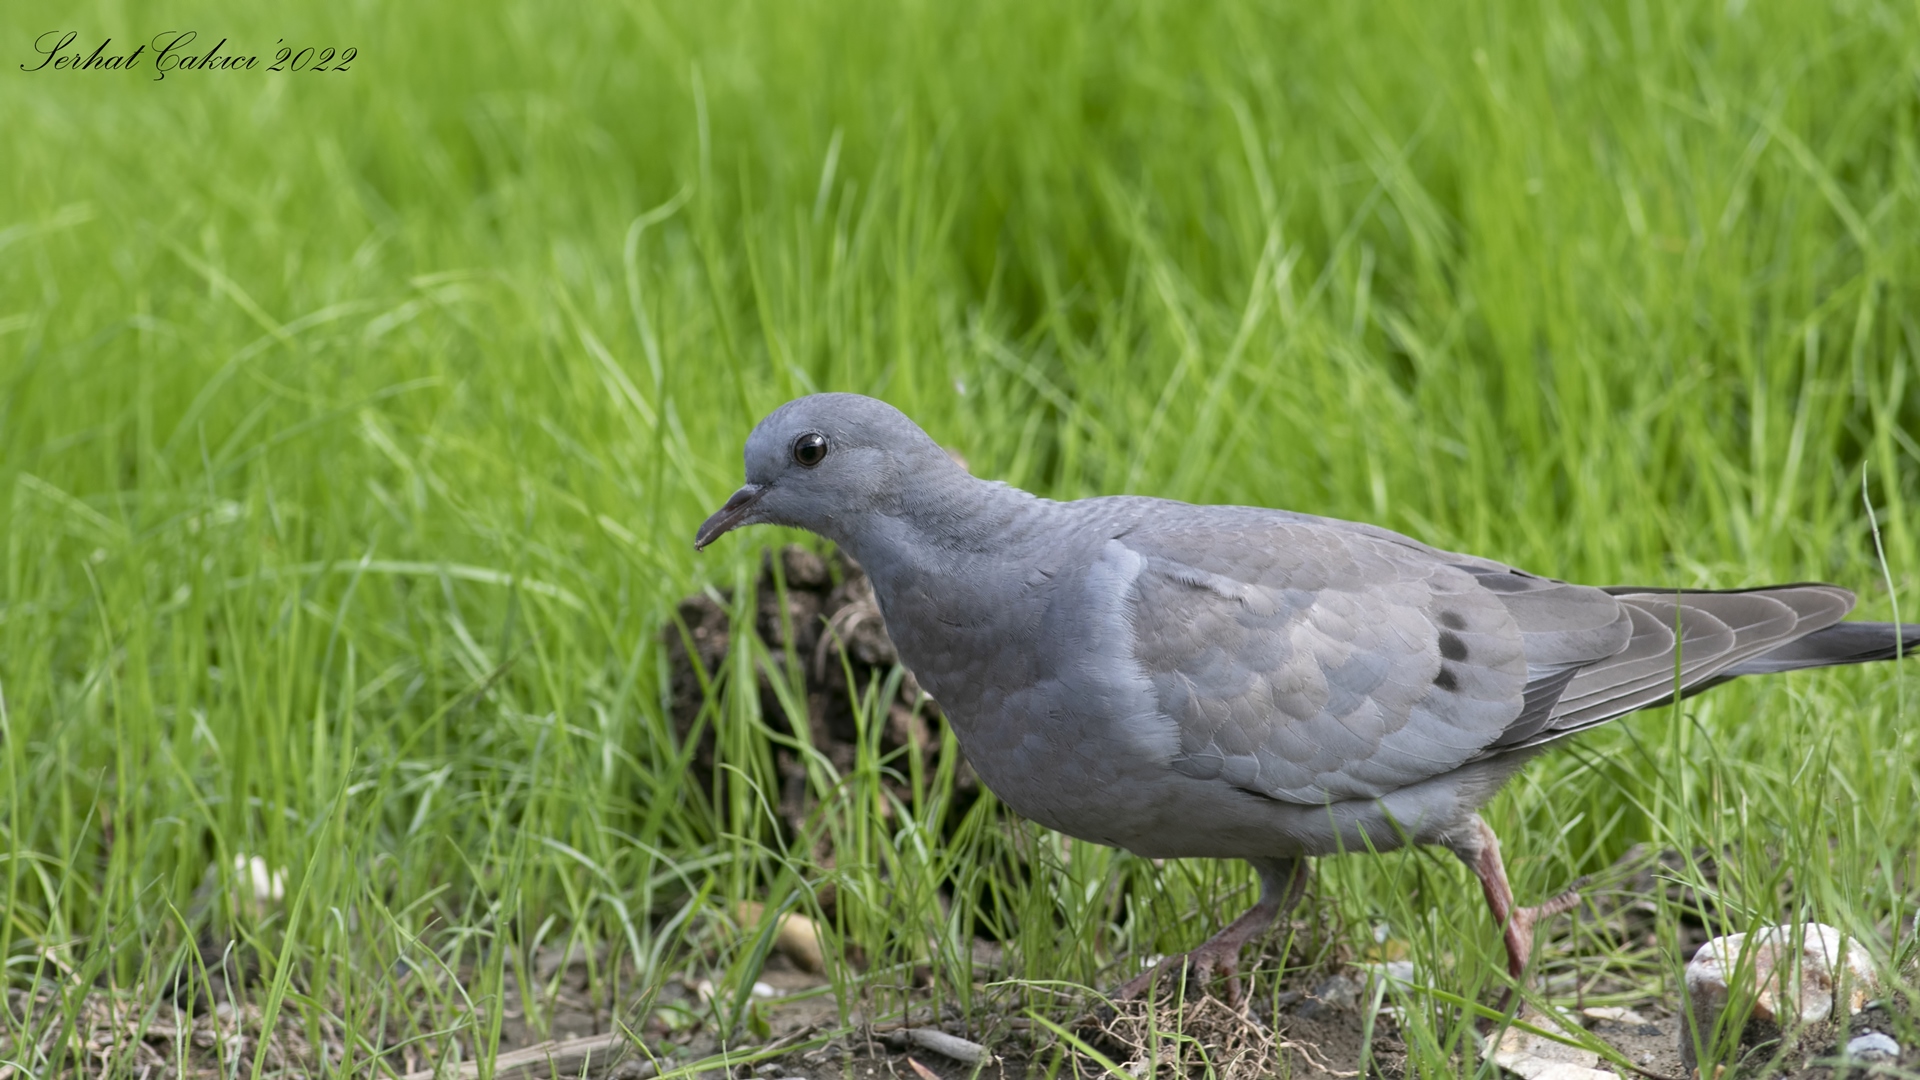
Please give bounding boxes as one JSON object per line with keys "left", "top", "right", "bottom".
{"left": 695, "top": 393, "right": 1918, "bottom": 999}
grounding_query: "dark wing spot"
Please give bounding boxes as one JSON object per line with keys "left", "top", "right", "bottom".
{"left": 1438, "top": 630, "right": 1469, "bottom": 661}
{"left": 1437, "top": 610, "right": 1468, "bottom": 630}
{"left": 1434, "top": 666, "right": 1460, "bottom": 691}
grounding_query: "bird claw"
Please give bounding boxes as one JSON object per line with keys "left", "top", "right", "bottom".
{"left": 1499, "top": 879, "right": 1585, "bottom": 983}
{"left": 1110, "top": 940, "right": 1246, "bottom": 1004}
{"left": 1110, "top": 955, "right": 1182, "bottom": 1002}
{"left": 1107, "top": 858, "right": 1303, "bottom": 1007}
{"left": 1534, "top": 881, "right": 1584, "bottom": 919}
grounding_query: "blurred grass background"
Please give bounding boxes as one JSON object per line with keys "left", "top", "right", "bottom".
{"left": 2, "top": 0, "right": 1917, "bottom": 1074}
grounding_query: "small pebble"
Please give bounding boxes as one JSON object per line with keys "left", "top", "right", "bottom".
{"left": 1294, "top": 972, "right": 1362, "bottom": 1019}
{"left": 690, "top": 978, "right": 780, "bottom": 1001}
{"left": 1844, "top": 1032, "right": 1899, "bottom": 1063}
{"left": 1370, "top": 960, "right": 1416, "bottom": 988}
{"left": 1681, "top": 922, "right": 1878, "bottom": 1069}
{"left": 900, "top": 1027, "right": 990, "bottom": 1065}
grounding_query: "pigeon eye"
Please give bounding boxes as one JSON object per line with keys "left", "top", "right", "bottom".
{"left": 792, "top": 432, "right": 828, "bottom": 467}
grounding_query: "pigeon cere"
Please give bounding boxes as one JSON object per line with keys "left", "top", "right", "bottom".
{"left": 695, "top": 392, "right": 1920, "bottom": 1002}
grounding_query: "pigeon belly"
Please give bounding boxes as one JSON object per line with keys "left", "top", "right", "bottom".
{"left": 934, "top": 663, "right": 1527, "bottom": 861}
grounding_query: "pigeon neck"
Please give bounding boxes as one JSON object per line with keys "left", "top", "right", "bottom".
{"left": 844, "top": 473, "right": 1049, "bottom": 587}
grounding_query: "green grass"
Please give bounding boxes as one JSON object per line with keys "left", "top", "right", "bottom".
{"left": 3, "top": 0, "right": 1917, "bottom": 1074}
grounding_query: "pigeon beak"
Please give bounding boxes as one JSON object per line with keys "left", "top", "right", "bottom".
{"left": 694, "top": 483, "right": 766, "bottom": 551}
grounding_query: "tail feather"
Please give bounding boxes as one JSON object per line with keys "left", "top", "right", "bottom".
{"left": 1499, "top": 585, "right": 1914, "bottom": 756}
{"left": 1723, "top": 621, "right": 1920, "bottom": 676}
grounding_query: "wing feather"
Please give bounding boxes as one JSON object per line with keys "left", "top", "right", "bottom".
{"left": 1122, "top": 515, "right": 1547, "bottom": 804}
{"left": 1102, "top": 506, "right": 1865, "bottom": 803}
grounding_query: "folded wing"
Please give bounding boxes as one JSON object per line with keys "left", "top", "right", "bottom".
{"left": 1117, "top": 510, "right": 1865, "bottom": 805}
{"left": 1120, "top": 512, "right": 1626, "bottom": 804}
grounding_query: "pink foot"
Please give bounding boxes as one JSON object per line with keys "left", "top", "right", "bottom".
{"left": 1108, "top": 858, "right": 1308, "bottom": 1005}
{"left": 1112, "top": 935, "right": 1257, "bottom": 1003}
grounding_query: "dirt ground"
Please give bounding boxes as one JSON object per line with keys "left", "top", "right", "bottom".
{"left": 8, "top": 847, "right": 1914, "bottom": 1078}
{"left": 512, "top": 932, "right": 1914, "bottom": 1080}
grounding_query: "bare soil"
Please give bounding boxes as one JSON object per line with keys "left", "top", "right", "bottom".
{"left": 9, "top": 898, "right": 1914, "bottom": 1078}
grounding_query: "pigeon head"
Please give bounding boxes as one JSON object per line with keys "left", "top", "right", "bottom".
{"left": 694, "top": 393, "right": 965, "bottom": 551}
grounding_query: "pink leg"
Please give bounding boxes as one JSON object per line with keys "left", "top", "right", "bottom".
{"left": 1112, "top": 857, "right": 1308, "bottom": 1004}
{"left": 1452, "top": 815, "right": 1582, "bottom": 982}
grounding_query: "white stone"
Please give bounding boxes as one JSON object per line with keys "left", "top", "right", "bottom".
{"left": 1579, "top": 1006, "right": 1652, "bottom": 1025}
{"left": 1356, "top": 959, "right": 1416, "bottom": 989}
{"left": 1844, "top": 1032, "right": 1899, "bottom": 1063}
{"left": 1685, "top": 923, "right": 1875, "bottom": 1027}
{"left": 232, "top": 854, "right": 285, "bottom": 916}
{"left": 1681, "top": 923, "right": 1878, "bottom": 1067}
{"left": 1483, "top": 1008, "right": 1617, "bottom": 1080}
